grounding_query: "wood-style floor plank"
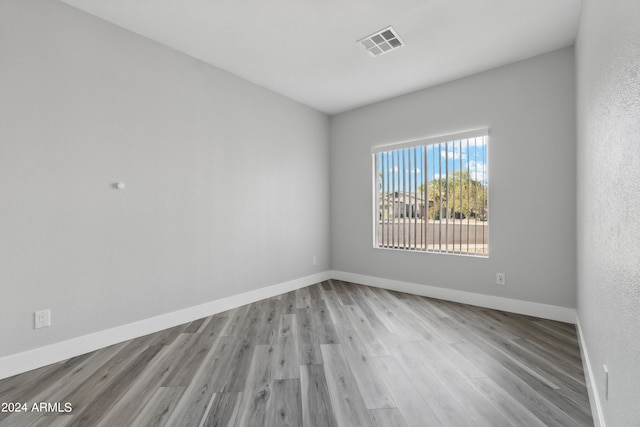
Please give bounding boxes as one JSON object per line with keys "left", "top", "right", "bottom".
{"left": 163, "top": 335, "right": 234, "bottom": 426}
{"left": 341, "top": 304, "right": 390, "bottom": 357}
{"left": 387, "top": 340, "right": 479, "bottom": 427}
{"left": 163, "top": 315, "right": 228, "bottom": 387}
{"left": 371, "top": 355, "right": 445, "bottom": 427}
{"left": 454, "top": 341, "right": 585, "bottom": 427}
{"left": 334, "top": 323, "right": 396, "bottom": 410}
{"left": 96, "top": 341, "right": 189, "bottom": 427}
{"left": 129, "top": 386, "right": 185, "bottom": 427}
{"left": 467, "top": 377, "right": 548, "bottom": 427}
{"left": 393, "top": 339, "right": 514, "bottom": 427}
{"left": 0, "top": 342, "right": 127, "bottom": 427}
{"left": 66, "top": 344, "right": 165, "bottom": 427}
{"left": 265, "top": 379, "right": 302, "bottom": 427}
{"left": 0, "top": 280, "right": 592, "bottom": 427}
{"left": 280, "top": 290, "right": 297, "bottom": 315}
{"left": 272, "top": 314, "right": 300, "bottom": 380}
{"left": 368, "top": 408, "right": 408, "bottom": 427}
{"left": 234, "top": 344, "right": 274, "bottom": 426}
{"left": 300, "top": 364, "right": 338, "bottom": 427}
{"left": 320, "top": 344, "right": 372, "bottom": 427}
{"left": 296, "top": 308, "right": 323, "bottom": 365}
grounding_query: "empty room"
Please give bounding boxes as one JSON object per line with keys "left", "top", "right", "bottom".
{"left": 1, "top": 0, "right": 638, "bottom": 426}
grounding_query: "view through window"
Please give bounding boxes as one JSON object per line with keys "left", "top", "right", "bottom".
{"left": 372, "top": 129, "right": 488, "bottom": 256}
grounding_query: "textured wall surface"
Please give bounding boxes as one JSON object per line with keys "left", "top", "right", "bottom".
{"left": 0, "top": 0, "right": 330, "bottom": 358}
{"left": 331, "top": 48, "right": 577, "bottom": 308}
{"left": 576, "top": 0, "right": 640, "bottom": 425}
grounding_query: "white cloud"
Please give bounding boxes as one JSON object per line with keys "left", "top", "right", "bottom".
{"left": 469, "top": 161, "right": 488, "bottom": 183}
{"left": 437, "top": 137, "right": 487, "bottom": 161}
{"left": 466, "top": 136, "right": 488, "bottom": 148}
{"left": 440, "top": 145, "right": 466, "bottom": 160}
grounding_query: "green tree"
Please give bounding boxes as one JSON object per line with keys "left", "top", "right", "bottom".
{"left": 425, "top": 171, "right": 487, "bottom": 220}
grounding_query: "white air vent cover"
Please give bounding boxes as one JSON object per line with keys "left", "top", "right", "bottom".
{"left": 358, "top": 26, "right": 404, "bottom": 57}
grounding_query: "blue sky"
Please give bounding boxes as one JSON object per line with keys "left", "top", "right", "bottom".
{"left": 376, "top": 136, "right": 488, "bottom": 192}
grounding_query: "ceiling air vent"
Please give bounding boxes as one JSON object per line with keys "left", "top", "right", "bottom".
{"left": 358, "top": 26, "right": 404, "bottom": 57}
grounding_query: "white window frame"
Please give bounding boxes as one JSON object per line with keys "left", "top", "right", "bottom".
{"left": 371, "top": 128, "right": 489, "bottom": 257}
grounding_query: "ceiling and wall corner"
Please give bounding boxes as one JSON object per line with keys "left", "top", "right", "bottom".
{"left": 59, "top": 0, "right": 582, "bottom": 115}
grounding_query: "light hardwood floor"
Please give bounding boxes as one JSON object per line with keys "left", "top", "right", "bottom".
{"left": 0, "top": 280, "right": 592, "bottom": 426}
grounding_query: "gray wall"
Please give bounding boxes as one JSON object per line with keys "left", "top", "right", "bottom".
{"left": 331, "top": 48, "right": 576, "bottom": 308}
{"left": 576, "top": 0, "right": 640, "bottom": 425}
{"left": 0, "top": 0, "right": 330, "bottom": 357}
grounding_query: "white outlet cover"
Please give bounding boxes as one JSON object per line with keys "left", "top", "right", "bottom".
{"left": 35, "top": 310, "right": 51, "bottom": 328}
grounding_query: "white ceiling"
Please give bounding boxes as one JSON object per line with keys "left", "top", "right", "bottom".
{"left": 60, "top": 0, "right": 582, "bottom": 115}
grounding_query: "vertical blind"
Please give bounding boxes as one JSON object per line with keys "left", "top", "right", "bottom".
{"left": 372, "top": 129, "right": 489, "bottom": 256}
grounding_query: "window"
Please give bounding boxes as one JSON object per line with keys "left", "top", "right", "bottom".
{"left": 372, "top": 129, "right": 488, "bottom": 256}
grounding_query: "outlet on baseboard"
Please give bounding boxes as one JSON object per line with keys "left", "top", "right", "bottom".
{"left": 496, "top": 273, "right": 506, "bottom": 285}
{"left": 35, "top": 309, "right": 51, "bottom": 329}
{"left": 312, "top": 256, "right": 317, "bottom": 266}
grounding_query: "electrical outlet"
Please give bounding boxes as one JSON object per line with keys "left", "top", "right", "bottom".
{"left": 35, "top": 309, "right": 51, "bottom": 329}
{"left": 496, "top": 273, "right": 506, "bottom": 285}
{"left": 312, "top": 256, "right": 317, "bottom": 266}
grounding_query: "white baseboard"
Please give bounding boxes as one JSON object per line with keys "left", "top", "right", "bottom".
{"left": 576, "top": 318, "right": 606, "bottom": 427}
{"left": 0, "top": 270, "right": 577, "bottom": 381}
{"left": 330, "top": 270, "right": 577, "bottom": 323}
{"left": 0, "top": 271, "right": 331, "bottom": 381}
